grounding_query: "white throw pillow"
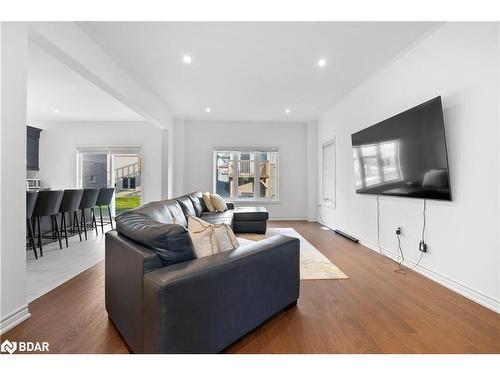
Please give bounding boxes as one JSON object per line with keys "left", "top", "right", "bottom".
{"left": 213, "top": 223, "right": 239, "bottom": 252}
{"left": 202, "top": 192, "right": 215, "bottom": 212}
{"left": 210, "top": 193, "right": 227, "bottom": 212}
{"left": 188, "top": 215, "right": 218, "bottom": 258}
{"left": 188, "top": 215, "right": 238, "bottom": 253}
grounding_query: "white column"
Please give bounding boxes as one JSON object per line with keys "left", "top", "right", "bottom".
{"left": 306, "top": 121, "right": 319, "bottom": 221}
{"left": 172, "top": 119, "right": 185, "bottom": 197}
{"left": 160, "top": 128, "right": 169, "bottom": 200}
{"left": 0, "top": 22, "right": 30, "bottom": 333}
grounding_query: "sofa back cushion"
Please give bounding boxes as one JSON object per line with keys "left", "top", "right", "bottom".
{"left": 160, "top": 199, "right": 187, "bottom": 227}
{"left": 176, "top": 195, "right": 197, "bottom": 218}
{"left": 115, "top": 212, "right": 195, "bottom": 266}
{"left": 187, "top": 191, "right": 204, "bottom": 217}
{"left": 131, "top": 201, "right": 174, "bottom": 224}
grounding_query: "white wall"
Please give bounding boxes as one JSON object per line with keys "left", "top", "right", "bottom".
{"left": 37, "top": 121, "right": 167, "bottom": 205}
{"left": 306, "top": 121, "right": 319, "bottom": 221}
{"left": 0, "top": 23, "right": 31, "bottom": 333}
{"left": 179, "top": 120, "right": 309, "bottom": 220}
{"left": 318, "top": 22, "right": 500, "bottom": 311}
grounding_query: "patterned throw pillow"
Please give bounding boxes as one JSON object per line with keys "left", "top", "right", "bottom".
{"left": 187, "top": 215, "right": 218, "bottom": 258}
{"left": 187, "top": 215, "right": 239, "bottom": 254}
{"left": 213, "top": 223, "right": 239, "bottom": 252}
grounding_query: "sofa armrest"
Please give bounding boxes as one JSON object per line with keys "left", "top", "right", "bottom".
{"left": 105, "top": 230, "right": 163, "bottom": 353}
{"left": 225, "top": 201, "right": 235, "bottom": 210}
{"left": 142, "top": 235, "right": 300, "bottom": 353}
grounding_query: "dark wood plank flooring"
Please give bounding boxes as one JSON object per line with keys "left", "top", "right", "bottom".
{"left": 3, "top": 221, "right": 500, "bottom": 353}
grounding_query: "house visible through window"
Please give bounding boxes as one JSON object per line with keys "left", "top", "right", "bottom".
{"left": 322, "top": 140, "right": 336, "bottom": 207}
{"left": 214, "top": 148, "right": 279, "bottom": 201}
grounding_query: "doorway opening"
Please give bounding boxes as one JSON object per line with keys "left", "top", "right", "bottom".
{"left": 77, "top": 147, "right": 143, "bottom": 219}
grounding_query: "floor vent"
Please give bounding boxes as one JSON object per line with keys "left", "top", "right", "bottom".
{"left": 334, "top": 229, "right": 359, "bottom": 243}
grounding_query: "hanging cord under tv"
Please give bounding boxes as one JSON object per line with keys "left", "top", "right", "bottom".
{"left": 393, "top": 199, "right": 427, "bottom": 274}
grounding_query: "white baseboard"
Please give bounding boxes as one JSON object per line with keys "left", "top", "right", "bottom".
{"left": 321, "top": 222, "right": 500, "bottom": 314}
{"left": 269, "top": 217, "right": 309, "bottom": 221}
{"left": 0, "top": 304, "right": 31, "bottom": 334}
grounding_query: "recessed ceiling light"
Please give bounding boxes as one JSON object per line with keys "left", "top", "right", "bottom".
{"left": 182, "top": 55, "right": 192, "bottom": 64}
{"left": 54, "top": 109, "right": 60, "bottom": 113}
{"left": 285, "top": 109, "right": 291, "bottom": 114}
{"left": 317, "top": 58, "right": 327, "bottom": 68}
{"left": 205, "top": 107, "right": 211, "bottom": 113}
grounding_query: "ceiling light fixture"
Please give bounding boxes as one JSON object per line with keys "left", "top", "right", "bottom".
{"left": 317, "top": 58, "right": 327, "bottom": 68}
{"left": 54, "top": 109, "right": 60, "bottom": 113}
{"left": 285, "top": 109, "right": 291, "bottom": 114}
{"left": 182, "top": 55, "right": 192, "bottom": 64}
{"left": 205, "top": 107, "right": 211, "bottom": 113}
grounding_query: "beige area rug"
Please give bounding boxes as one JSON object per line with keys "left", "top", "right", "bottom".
{"left": 237, "top": 228, "right": 348, "bottom": 280}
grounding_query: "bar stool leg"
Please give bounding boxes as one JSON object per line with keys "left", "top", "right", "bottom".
{"left": 99, "top": 206, "right": 104, "bottom": 234}
{"left": 107, "top": 205, "right": 114, "bottom": 230}
{"left": 37, "top": 217, "right": 43, "bottom": 257}
{"left": 61, "top": 213, "right": 69, "bottom": 248}
{"left": 81, "top": 209, "right": 88, "bottom": 241}
{"left": 27, "top": 219, "right": 38, "bottom": 259}
{"left": 53, "top": 214, "right": 62, "bottom": 250}
{"left": 91, "top": 208, "right": 98, "bottom": 236}
{"left": 74, "top": 211, "right": 82, "bottom": 241}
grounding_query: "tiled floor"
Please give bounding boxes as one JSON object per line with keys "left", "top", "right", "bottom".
{"left": 26, "top": 228, "right": 107, "bottom": 302}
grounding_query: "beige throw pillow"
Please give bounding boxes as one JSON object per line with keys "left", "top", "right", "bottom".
{"left": 210, "top": 193, "right": 227, "bottom": 212}
{"left": 188, "top": 215, "right": 239, "bottom": 253}
{"left": 202, "top": 192, "right": 215, "bottom": 212}
{"left": 188, "top": 215, "right": 218, "bottom": 258}
{"left": 213, "top": 223, "right": 239, "bottom": 252}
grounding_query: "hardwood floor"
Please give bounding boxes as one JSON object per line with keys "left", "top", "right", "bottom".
{"left": 3, "top": 221, "right": 500, "bottom": 353}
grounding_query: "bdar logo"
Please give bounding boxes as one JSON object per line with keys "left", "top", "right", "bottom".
{"left": 1, "top": 339, "right": 17, "bottom": 354}
{"left": 0, "top": 340, "right": 49, "bottom": 354}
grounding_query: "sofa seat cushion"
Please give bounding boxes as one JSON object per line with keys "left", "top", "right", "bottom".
{"left": 200, "top": 210, "right": 234, "bottom": 226}
{"left": 115, "top": 212, "right": 195, "bottom": 266}
{"left": 233, "top": 207, "right": 269, "bottom": 222}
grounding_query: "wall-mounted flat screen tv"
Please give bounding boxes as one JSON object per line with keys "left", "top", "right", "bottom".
{"left": 351, "top": 96, "right": 451, "bottom": 201}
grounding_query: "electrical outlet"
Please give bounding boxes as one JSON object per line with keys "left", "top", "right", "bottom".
{"left": 396, "top": 227, "right": 402, "bottom": 235}
{"left": 419, "top": 240, "right": 427, "bottom": 252}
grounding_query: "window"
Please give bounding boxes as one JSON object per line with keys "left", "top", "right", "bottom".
{"left": 77, "top": 147, "right": 143, "bottom": 215}
{"left": 321, "top": 139, "right": 336, "bottom": 207}
{"left": 213, "top": 148, "right": 279, "bottom": 201}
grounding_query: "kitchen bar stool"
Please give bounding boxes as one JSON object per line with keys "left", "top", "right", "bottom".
{"left": 26, "top": 191, "right": 39, "bottom": 259}
{"left": 79, "top": 188, "right": 99, "bottom": 240}
{"left": 95, "top": 187, "right": 115, "bottom": 234}
{"left": 33, "top": 190, "right": 64, "bottom": 256}
{"left": 59, "top": 189, "right": 83, "bottom": 247}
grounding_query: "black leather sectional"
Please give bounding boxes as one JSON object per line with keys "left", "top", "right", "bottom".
{"left": 105, "top": 191, "right": 299, "bottom": 353}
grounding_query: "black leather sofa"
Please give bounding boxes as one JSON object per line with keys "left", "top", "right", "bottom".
{"left": 105, "top": 192, "right": 300, "bottom": 353}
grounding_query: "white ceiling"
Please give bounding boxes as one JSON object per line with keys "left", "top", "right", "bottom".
{"left": 27, "top": 42, "right": 144, "bottom": 124}
{"left": 80, "top": 22, "right": 440, "bottom": 122}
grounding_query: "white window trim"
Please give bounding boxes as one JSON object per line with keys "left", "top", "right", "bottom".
{"left": 212, "top": 147, "right": 280, "bottom": 203}
{"left": 321, "top": 138, "right": 336, "bottom": 209}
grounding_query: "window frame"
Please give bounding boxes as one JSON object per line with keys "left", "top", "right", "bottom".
{"left": 212, "top": 147, "right": 280, "bottom": 203}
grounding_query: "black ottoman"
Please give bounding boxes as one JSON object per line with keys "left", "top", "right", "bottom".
{"left": 232, "top": 207, "right": 269, "bottom": 234}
